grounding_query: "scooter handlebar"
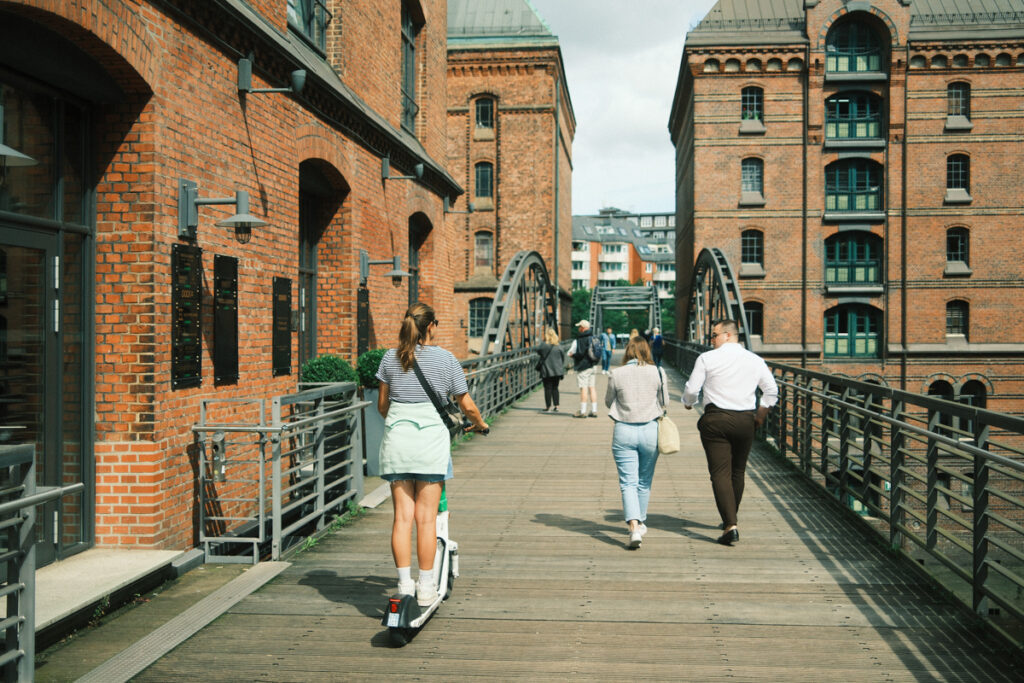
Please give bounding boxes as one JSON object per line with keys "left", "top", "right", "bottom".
{"left": 461, "top": 421, "right": 489, "bottom": 436}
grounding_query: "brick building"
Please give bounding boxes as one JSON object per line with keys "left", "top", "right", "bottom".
{"left": 0, "top": 0, "right": 461, "bottom": 564}
{"left": 446, "top": 0, "right": 575, "bottom": 352}
{"left": 670, "top": 0, "right": 1024, "bottom": 415}
{"left": 572, "top": 208, "right": 677, "bottom": 299}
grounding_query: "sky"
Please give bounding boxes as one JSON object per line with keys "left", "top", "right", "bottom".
{"left": 525, "top": 0, "right": 719, "bottom": 216}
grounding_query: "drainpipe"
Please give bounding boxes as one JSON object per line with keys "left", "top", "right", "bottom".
{"left": 801, "top": 45, "right": 809, "bottom": 369}
{"left": 900, "top": 45, "right": 909, "bottom": 390}
{"left": 553, "top": 76, "right": 561, "bottom": 322}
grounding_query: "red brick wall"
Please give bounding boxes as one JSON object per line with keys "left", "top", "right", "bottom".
{"left": 673, "top": 0, "right": 1024, "bottom": 415}
{"left": 4, "top": 0, "right": 455, "bottom": 550}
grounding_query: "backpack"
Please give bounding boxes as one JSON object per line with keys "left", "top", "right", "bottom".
{"left": 576, "top": 334, "right": 600, "bottom": 363}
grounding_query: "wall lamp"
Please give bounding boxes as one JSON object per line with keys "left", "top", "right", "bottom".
{"left": 359, "top": 249, "right": 410, "bottom": 287}
{"left": 178, "top": 179, "right": 268, "bottom": 243}
{"left": 0, "top": 105, "right": 37, "bottom": 186}
{"left": 381, "top": 156, "right": 423, "bottom": 181}
{"left": 443, "top": 196, "right": 474, "bottom": 214}
{"left": 238, "top": 55, "right": 306, "bottom": 96}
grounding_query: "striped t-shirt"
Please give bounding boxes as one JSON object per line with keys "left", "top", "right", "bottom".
{"left": 375, "top": 345, "right": 469, "bottom": 403}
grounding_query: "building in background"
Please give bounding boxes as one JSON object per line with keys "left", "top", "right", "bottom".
{"left": 670, "top": 0, "right": 1024, "bottom": 415}
{"left": 446, "top": 0, "right": 575, "bottom": 351}
{"left": 572, "top": 208, "right": 676, "bottom": 299}
{"left": 0, "top": 0, "right": 459, "bottom": 563}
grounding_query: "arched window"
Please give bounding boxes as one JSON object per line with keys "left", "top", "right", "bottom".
{"left": 825, "top": 159, "right": 882, "bottom": 212}
{"left": 744, "top": 302, "right": 764, "bottom": 337}
{"left": 741, "top": 86, "right": 764, "bottom": 125}
{"left": 946, "top": 300, "right": 968, "bottom": 337}
{"left": 928, "top": 380, "right": 955, "bottom": 434}
{"left": 959, "top": 380, "right": 987, "bottom": 438}
{"left": 826, "top": 21, "right": 883, "bottom": 73}
{"left": 468, "top": 297, "right": 492, "bottom": 337}
{"left": 408, "top": 212, "right": 432, "bottom": 305}
{"left": 474, "top": 231, "right": 493, "bottom": 270}
{"left": 947, "top": 82, "right": 970, "bottom": 118}
{"left": 824, "top": 304, "right": 880, "bottom": 357}
{"left": 824, "top": 232, "right": 881, "bottom": 285}
{"left": 474, "top": 162, "right": 494, "bottom": 198}
{"left": 825, "top": 92, "right": 882, "bottom": 140}
{"left": 741, "top": 229, "right": 763, "bottom": 266}
{"left": 740, "top": 158, "right": 764, "bottom": 204}
{"left": 945, "top": 155, "right": 971, "bottom": 202}
{"left": 475, "top": 97, "right": 494, "bottom": 129}
{"left": 946, "top": 227, "right": 969, "bottom": 266}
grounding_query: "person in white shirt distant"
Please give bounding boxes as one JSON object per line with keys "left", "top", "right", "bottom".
{"left": 682, "top": 319, "right": 778, "bottom": 546}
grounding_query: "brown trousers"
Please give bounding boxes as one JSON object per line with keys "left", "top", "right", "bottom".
{"left": 697, "top": 406, "right": 756, "bottom": 528}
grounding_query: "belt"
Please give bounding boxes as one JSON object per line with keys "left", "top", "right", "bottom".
{"left": 705, "top": 403, "right": 755, "bottom": 414}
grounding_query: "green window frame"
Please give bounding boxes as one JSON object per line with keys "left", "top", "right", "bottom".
{"left": 947, "top": 154, "right": 970, "bottom": 191}
{"left": 474, "top": 162, "right": 493, "bottom": 198}
{"left": 476, "top": 97, "right": 494, "bottom": 129}
{"left": 741, "top": 230, "right": 763, "bottom": 266}
{"left": 826, "top": 22, "right": 883, "bottom": 73}
{"left": 741, "top": 158, "right": 763, "bottom": 194}
{"left": 468, "top": 298, "right": 492, "bottom": 336}
{"left": 825, "top": 160, "right": 881, "bottom": 212}
{"left": 825, "top": 232, "right": 881, "bottom": 285}
{"left": 741, "top": 87, "right": 763, "bottom": 121}
{"left": 946, "top": 300, "right": 968, "bottom": 336}
{"left": 825, "top": 92, "right": 882, "bottom": 139}
{"left": 824, "top": 304, "right": 880, "bottom": 357}
{"left": 946, "top": 227, "right": 969, "bottom": 264}
{"left": 947, "top": 83, "right": 970, "bottom": 118}
{"left": 401, "top": 1, "right": 420, "bottom": 133}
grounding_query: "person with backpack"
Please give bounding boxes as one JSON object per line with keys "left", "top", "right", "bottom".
{"left": 567, "top": 319, "right": 602, "bottom": 418}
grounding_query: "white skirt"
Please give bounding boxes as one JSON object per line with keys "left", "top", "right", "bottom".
{"left": 379, "top": 402, "right": 451, "bottom": 476}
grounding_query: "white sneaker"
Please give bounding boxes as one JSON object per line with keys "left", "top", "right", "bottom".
{"left": 628, "top": 530, "right": 642, "bottom": 549}
{"left": 416, "top": 579, "right": 438, "bottom": 606}
{"left": 397, "top": 579, "right": 415, "bottom": 596}
{"left": 638, "top": 523, "right": 648, "bottom": 538}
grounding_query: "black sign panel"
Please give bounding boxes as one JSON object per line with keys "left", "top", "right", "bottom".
{"left": 272, "top": 276, "right": 292, "bottom": 376}
{"left": 214, "top": 255, "right": 238, "bottom": 384}
{"left": 171, "top": 244, "right": 202, "bottom": 389}
{"left": 357, "top": 286, "right": 369, "bottom": 355}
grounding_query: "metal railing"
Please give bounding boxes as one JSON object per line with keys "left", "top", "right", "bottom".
{"left": 461, "top": 345, "right": 559, "bottom": 419}
{"left": 0, "top": 444, "right": 83, "bottom": 682}
{"left": 665, "top": 339, "right": 1024, "bottom": 645}
{"left": 192, "top": 382, "right": 366, "bottom": 563}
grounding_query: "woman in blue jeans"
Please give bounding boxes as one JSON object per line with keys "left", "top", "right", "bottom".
{"left": 604, "top": 336, "right": 668, "bottom": 549}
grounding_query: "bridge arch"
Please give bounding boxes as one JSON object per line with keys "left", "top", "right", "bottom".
{"left": 587, "top": 286, "right": 662, "bottom": 336}
{"left": 683, "top": 247, "right": 750, "bottom": 348}
{"left": 480, "top": 251, "right": 557, "bottom": 354}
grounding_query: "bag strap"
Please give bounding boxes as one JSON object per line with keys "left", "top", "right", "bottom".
{"left": 657, "top": 367, "right": 667, "bottom": 416}
{"left": 540, "top": 344, "right": 555, "bottom": 364}
{"left": 412, "top": 359, "right": 458, "bottom": 430}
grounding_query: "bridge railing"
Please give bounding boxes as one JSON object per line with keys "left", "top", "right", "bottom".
{"left": 462, "top": 344, "right": 569, "bottom": 419}
{"left": 192, "top": 382, "right": 366, "bottom": 563}
{"left": 665, "top": 339, "right": 1024, "bottom": 645}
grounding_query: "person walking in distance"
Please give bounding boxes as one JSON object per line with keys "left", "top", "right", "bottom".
{"left": 682, "top": 319, "right": 778, "bottom": 545}
{"left": 568, "top": 319, "right": 601, "bottom": 418}
{"left": 535, "top": 326, "right": 567, "bottom": 412}
{"left": 600, "top": 326, "right": 616, "bottom": 374}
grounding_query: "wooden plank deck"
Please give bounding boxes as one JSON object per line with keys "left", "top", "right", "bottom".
{"left": 137, "top": 366, "right": 1023, "bottom": 681}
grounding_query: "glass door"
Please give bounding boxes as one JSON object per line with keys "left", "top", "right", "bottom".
{"left": 0, "top": 228, "right": 59, "bottom": 565}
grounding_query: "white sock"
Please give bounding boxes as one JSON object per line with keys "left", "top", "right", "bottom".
{"left": 580, "top": 402, "right": 587, "bottom": 413}
{"left": 417, "top": 568, "right": 435, "bottom": 586}
{"left": 397, "top": 566, "right": 412, "bottom": 583}
{"left": 590, "top": 402, "right": 598, "bottom": 413}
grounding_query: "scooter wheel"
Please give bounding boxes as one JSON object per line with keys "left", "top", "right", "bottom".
{"left": 389, "top": 627, "right": 414, "bottom": 647}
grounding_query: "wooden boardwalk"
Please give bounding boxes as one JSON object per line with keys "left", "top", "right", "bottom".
{"left": 136, "top": 365, "right": 1022, "bottom": 681}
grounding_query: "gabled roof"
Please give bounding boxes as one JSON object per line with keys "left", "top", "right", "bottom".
{"left": 685, "top": 0, "right": 1024, "bottom": 47}
{"left": 573, "top": 215, "right": 676, "bottom": 263}
{"left": 448, "top": 0, "right": 557, "bottom": 46}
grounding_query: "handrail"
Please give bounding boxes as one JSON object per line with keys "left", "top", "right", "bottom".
{"left": 664, "top": 337, "right": 1024, "bottom": 647}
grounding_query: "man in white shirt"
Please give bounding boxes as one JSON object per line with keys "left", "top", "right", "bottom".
{"left": 682, "top": 319, "right": 778, "bottom": 545}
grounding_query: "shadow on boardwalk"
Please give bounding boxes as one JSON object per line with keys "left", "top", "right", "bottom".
{"left": 47, "top": 363, "right": 1024, "bottom": 681}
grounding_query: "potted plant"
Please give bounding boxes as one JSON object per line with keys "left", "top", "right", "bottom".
{"left": 356, "top": 348, "right": 388, "bottom": 477}
{"left": 299, "top": 354, "right": 358, "bottom": 386}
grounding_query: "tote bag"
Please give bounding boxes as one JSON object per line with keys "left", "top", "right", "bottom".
{"left": 657, "top": 370, "right": 680, "bottom": 454}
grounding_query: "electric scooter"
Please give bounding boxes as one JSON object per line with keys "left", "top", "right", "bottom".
{"left": 382, "top": 423, "right": 487, "bottom": 646}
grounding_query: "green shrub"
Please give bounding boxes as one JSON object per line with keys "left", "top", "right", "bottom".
{"left": 299, "top": 354, "right": 358, "bottom": 384}
{"left": 357, "top": 347, "right": 388, "bottom": 388}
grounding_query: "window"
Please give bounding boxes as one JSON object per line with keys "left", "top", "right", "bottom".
{"left": 958, "top": 380, "right": 987, "bottom": 437}
{"left": 572, "top": 241, "right": 588, "bottom": 251}
{"left": 744, "top": 302, "right": 764, "bottom": 337}
{"left": 825, "top": 92, "right": 882, "bottom": 139}
{"left": 474, "top": 162, "right": 493, "bottom": 198}
{"left": 946, "top": 300, "right": 968, "bottom": 337}
{"left": 572, "top": 260, "right": 585, "bottom": 270}
{"left": 826, "top": 22, "right": 883, "bottom": 73}
{"left": 572, "top": 279, "right": 587, "bottom": 290}
{"left": 741, "top": 230, "right": 763, "bottom": 266}
{"left": 947, "top": 83, "right": 970, "bottom": 118}
{"left": 645, "top": 263, "right": 653, "bottom": 273}
{"left": 945, "top": 154, "right": 971, "bottom": 202}
{"left": 475, "top": 97, "right": 494, "bottom": 129}
{"left": 401, "top": 1, "right": 421, "bottom": 133}
{"left": 824, "top": 304, "right": 880, "bottom": 357}
{"left": 288, "top": 0, "right": 331, "bottom": 51}
{"left": 602, "top": 244, "right": 624, "bottom": 254}
{"left": 740, "top": 86, "right": 765, "bottom": 133}
{"left": 474, "top": 232, "right": 493, "bottom": 270}
{"left": 825, "top": 232, "right": 881, "bottom": 285}
{"left": 928, "top": 380, "right": 956, "bottom": 434}
{"left": 825, "top": 160, "right": 882, "bottom": 212}
{"left": 741, "top": 158, "right": 764, "bottom": 204}
{"left": 468, "top": 298, "right": 491, "bottom": 337}
{"left": 945, "top": 227, "right": 971, "bottom": 276}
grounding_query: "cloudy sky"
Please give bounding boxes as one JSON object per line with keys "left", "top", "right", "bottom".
{"left": 526, "top": 0, "right": 719, "bottom": 215}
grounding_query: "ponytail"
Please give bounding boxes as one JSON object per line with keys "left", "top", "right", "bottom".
{"left": 397, "top": 302, "right": 436, "bottom": 372}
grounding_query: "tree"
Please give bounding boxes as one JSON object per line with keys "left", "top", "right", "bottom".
{"left": 571, "top": 288, "right": 591, "bottom": 328}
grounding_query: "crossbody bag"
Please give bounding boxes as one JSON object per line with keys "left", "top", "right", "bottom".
{"left": 412, "top": 360, "right": 465, "bottom": 441}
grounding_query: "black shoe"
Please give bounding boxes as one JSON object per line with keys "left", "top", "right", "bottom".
{"left": 717, "top": 528, "right": 738, "bottom": 546}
